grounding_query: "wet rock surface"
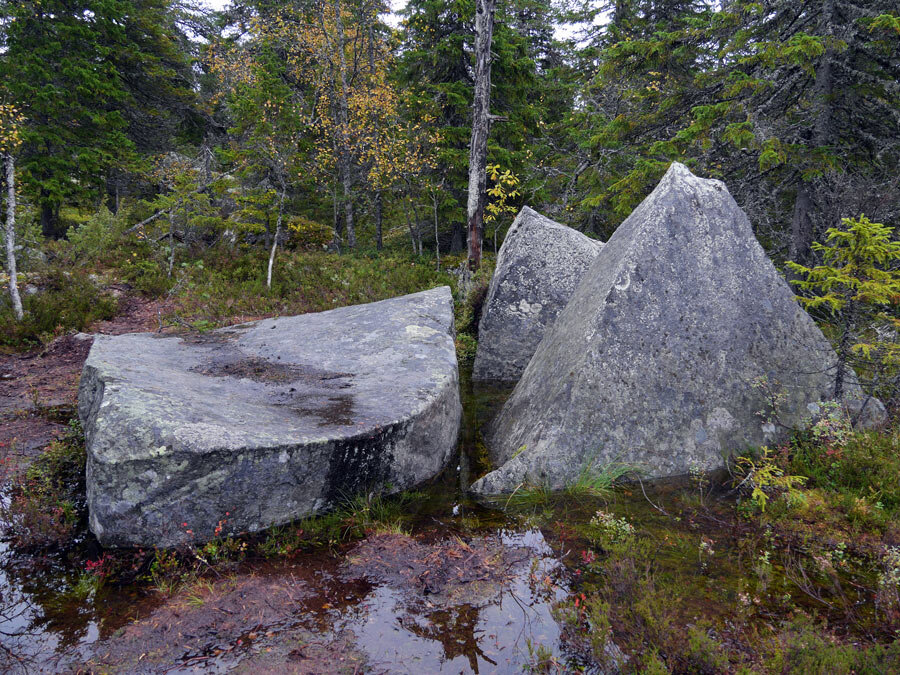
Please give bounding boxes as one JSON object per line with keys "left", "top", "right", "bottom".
{"left": 472, "top": 207, "right": 603, "bottom": 382}
{"left": 79, "top": 287, "right": 462, "bottom": 547}
{"left": 473, "top": 163, "right": 880, "bottom": 493}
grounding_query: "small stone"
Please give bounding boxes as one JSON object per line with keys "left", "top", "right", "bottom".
{"left": 844, "top": 397, "right": 888, "bottom": 430}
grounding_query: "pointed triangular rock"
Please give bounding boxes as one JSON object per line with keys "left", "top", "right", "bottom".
{"left": 471, "top": 163, "right": 880, "bottom": 493}
{"left": 473, "top": 207, "right": 604, "bottom": 382}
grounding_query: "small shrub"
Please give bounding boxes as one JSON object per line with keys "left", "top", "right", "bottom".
{"left": 260, "top": 524, "right": 306, "bottom": 557}
{"left": 0, "top": 268, "right": 118, "bottom": 348}
{"left": 119, "top": 255, "right": 171, "bottom": 296}
{"left": 686, "top": 625, "right": 731, "bottom": 673}
{"left": 455, "top": 333, "right": 477, "bottom": 364}
{"left": 734, "top": 446, "right": 806, "bottom": 513}
{"left": 453, "top": 258, "right": 493, "bottom": 363}
{"left": 876, "top": 545, "right": 900, "bottom": 621}
{"left": 149, "top": 548, "right": 188, "bottom": 595}
{"left": 788, "top": 428, "right": 900, "bottom": 515}
{"left": 588, "top": 510, "right": 635, "bottom": 544}
{"left": 65, "top": 207, "right": 123, "bottom": 260}
{"left": 763, "top": 615, "right": 900, "bottom": 673}
{"left": 285, "top": 215, "right": 334, "bottom": 250}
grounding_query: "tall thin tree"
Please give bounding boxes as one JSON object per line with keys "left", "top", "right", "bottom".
{"left": 0, "top": 104, "right": 24, "bottom": 320}
{"left": 466, "top": 0, "right": 497, "bottom": 271}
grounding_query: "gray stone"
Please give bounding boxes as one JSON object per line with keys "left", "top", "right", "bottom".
{"left": 473, "top": 207, "right": 603, "bottom": 382}
{"left": 79, "top": 287, "right": 461, "bottom": 547}
{"left": 471, "top": 163, "right": 877, "bottom": 494}
{"left": 844, "top": 397, "right": 887, "bottom": 430}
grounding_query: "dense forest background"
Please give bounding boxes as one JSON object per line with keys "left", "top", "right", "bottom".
{"left": 0, "top": 0, "right": 898, "bottom": 341}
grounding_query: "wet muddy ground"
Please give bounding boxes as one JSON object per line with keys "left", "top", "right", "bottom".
{"left": 2, "top": 300, "right": 897, "bottom": 673}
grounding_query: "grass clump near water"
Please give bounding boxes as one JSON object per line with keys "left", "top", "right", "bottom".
{"left": 497, "top": 461, "right": 636, "bottom": 512}
{"left": 136, "top": 488, "right": 423, "bottom": 597}
{"left": 0, "top": 420, "right": 86, "bottom": 551}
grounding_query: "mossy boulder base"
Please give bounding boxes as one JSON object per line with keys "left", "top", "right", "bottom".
{"left": 78, "top": 288, "right": 461, "bottom": 547}
{"left": 473, "top": 206, "right": 603, "bottom": 382}
{"left": 472, "top": 164, "right": 883, "bottom": 494}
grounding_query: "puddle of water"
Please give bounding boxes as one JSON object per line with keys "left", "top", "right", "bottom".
{"left": 333, "top": 529, "right": 567, "bottom": 674}
{"left": 0, "top": 366, "right": 537, "bottom": 673}
{"left": 0, "top": 535, "right": 159, "bottom": 671}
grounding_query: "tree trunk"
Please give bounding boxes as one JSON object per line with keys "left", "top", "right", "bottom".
{"left": 403, "top": 198, "right": 419, "bottom": 255}
{"left": 167, "top": 208, "right": 176, "bottom": 277}
{"left": 40, "top": 199, "right": 60, "bottom": 239}
{"left": 343, "top": 172, "right": 356, "bottom": 249}
{"left": 451, "top": 223, "right": 465, "bottom": 252}
{"left": 815, "top": 0, "right": 835, "bottom": 151}
{"left": 333, "top": 0, "right": 356, "bottom": 249}
{"left": 107, "top": 171, "right": 121, "bottom": 214}
{"left": 411, "top": 197, "right": 424, "bottom": 255}
{"left": 4, "top": 153, "right": 24, "bottom": 321}
{"left": 331, "top": 185, "right": 343, "bottom": 251}
{"left": 375, "top": 191, "right": 383, "bottom": 251}
{"left": 466, "top": 0, "right": 496, "bottom": 271}
{"left": 791, "top": 0, "right": 835, "bottom": 265}
{"left": 613, "top": 1, "right": 631, "bottom": 27}
{"left": 834, "top": 309, "right": 853, "bottom": 400}
{"left": 267, "top": 184, "right": 287, "bottom": 290}
{"left": 790, "top": 184, "right": 814, "bottom": 265}
{"left": 432, "top": 187, "right": 441, "bottom": 270}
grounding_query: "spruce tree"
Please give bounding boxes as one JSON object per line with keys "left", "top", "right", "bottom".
{"left": 0, "top": 0, "right": 203, "bottom": 236}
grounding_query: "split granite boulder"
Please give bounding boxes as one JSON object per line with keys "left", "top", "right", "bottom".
{"left": 473, "top": 207, "right": 604, "bottom": 382}
{"left": 471, "top": 163, "right": 885, "bottom": 494}
{"left": 79, "top": 287, "right": 462, "bottom": 547}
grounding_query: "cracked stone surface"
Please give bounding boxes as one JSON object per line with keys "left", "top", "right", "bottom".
{"left": 473, "top": 207, "right": 603, "bottom": 382}
{"left": 79, "top": 287, "right": 461, "bottom": 547}
{"left": 471, "top": 164, "right": 884, "bottom": 494}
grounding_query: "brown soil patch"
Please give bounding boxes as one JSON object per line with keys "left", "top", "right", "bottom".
{"left": 85, "top": 574, "right": 314, "bottom": 673}
{"left": 0, "top": 293, "right": 172, "bottom": 466}
{"left": 343, "top": 532, "right": 532, "bottom": 608}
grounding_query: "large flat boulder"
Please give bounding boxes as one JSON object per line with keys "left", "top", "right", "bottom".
{"left": 473, "top": 207, "right": 603, "bottom": 382}
{"left": 471, "top": 164, "right": 883, "bottom": 494}
{"left": 79, "top": 287, "right": 461, "bottom": 547}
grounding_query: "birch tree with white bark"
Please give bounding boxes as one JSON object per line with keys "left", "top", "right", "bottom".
{"left": 1, "top": 104, "right": 24, "bottom": 321}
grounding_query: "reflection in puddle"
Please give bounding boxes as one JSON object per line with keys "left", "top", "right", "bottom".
{"left": 334, "top": 530, "right": 566, "bottom": 674}
{"left": 0, "top": 538, "right": 110, "bottom": 671}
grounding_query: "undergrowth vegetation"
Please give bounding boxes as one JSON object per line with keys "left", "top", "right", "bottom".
{"left": 0, "top": 268, "right": 118, "bottom": 348}
{"left": 1, "top": 205, "right": 496, "bottom": 369}
{"left": 0, "top": 420, "right": 86, "bottom": 551}
{"left": 521, "top": 420, "right": 900, "bottom": 673}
